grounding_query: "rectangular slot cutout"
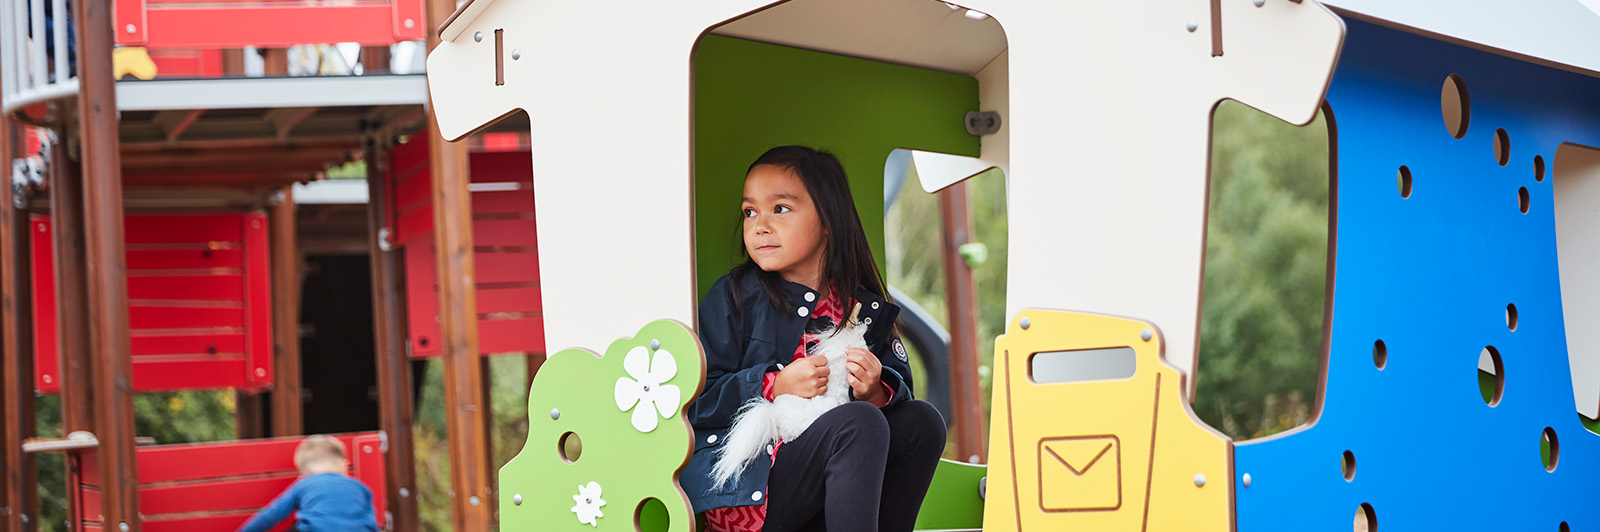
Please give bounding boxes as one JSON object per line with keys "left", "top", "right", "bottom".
{"left": 1029, "top": 347, "right": 1137, "bottom": 384}
{"left": 495, "top": 29, "right": 505, "bottom": 86}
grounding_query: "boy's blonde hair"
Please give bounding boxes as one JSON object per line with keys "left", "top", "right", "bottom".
{"left": 294, "top": 435, "right": 347, "bottom": 474}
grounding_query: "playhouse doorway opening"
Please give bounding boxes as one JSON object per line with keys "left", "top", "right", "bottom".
{"left": 693, "top": 0, "right": 1009, "bottom": 469}
{"left": 1551, "top": 141, "right": 1600, "bottom": 433}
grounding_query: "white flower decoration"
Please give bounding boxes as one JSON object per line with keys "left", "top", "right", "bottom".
{"left": 613, "top": 346, "right": 681, "bottom": 433}
{"left": 570, "top": 481, "right": 607, "bottom": 527}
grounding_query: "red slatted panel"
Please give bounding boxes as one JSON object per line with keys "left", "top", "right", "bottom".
{"left": 115, "top": 0, "right": 425, "bottom": 48}
{"left": 72, "top": 434, "right": 384, "bottom": 532}
{"left": 147, "top": 49, "right": 224, "bottom": 79}
{"left": 390, "top": 141, "right": 546, "bottom": 359}
{"left": 32, "top": 213, "right": 273, "bottom": 393}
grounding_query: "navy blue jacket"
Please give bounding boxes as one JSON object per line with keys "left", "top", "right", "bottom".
{"left": 682, "top": 269, "right": 912, "bottom": 513}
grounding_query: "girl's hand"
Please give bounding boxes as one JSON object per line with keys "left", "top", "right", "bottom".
{"left": 845, "top": 347, "right": 885, "bottom": 405}
{"left": 774, "top": 354, "right": 829, "bottom": 398}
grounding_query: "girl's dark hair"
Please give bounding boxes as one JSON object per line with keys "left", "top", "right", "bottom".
{"left": 731, "top": 146, "right": 887, "bottom": 317}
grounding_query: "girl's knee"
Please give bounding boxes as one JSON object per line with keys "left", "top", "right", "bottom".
{"left": 832, "top": 401, "right": 890, "bottom": 442}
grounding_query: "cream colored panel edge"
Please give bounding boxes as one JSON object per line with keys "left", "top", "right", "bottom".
{"left": 1553, "top": 143, "right": 1600, "bottom": 419}
{"left": 426, "top": 0, "right": 776, "bottom": 354}
{"left": 961, "top": 0, "right": 1343, "bottom": 387}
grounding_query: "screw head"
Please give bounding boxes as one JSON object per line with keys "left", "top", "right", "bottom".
{"left": 650, "top": 339, "right": 661, "bottom": 351}
{"left": 475, "top": 32, "right": 484, "bottom": 42}
{"left": 1186, "top": 20, "right": 1199, "bottom": 32}
{"left": 400, "top": 488, "right": 411, "bottom": 497}
{"left": 1194, "top": 473, "right": 1207, "bottom": 487}
{"left": 470, "top": 496, "right": 481, "bottom": 506}
{"left": 1020, "top": 317, "right": 1031, "bottom": 330}
{"left": 404, "top": 18, "right": 415, "bottom": 28}
{"left": 1242, "top": 473, "right": 1252, "bottom": 487}
{"left": 1141, "top": 329, "right": 1153, "bottom": 342}
{"left": 550, "top": 408, "right": 560, "bottom": 420}
{"left": 125, "top": 24, "right": 136, "bottom": 34}
{"left": 120, "top": 522, "right": 130, "bottom": 532}
{"left": 511, "top": 49, "right": 521, "bottom": 60}
{"left": 1253, "top": 0, "right": 1265, "bottom": 5}
{"left": 513, "top": 494, "right": 523, "bottom": 506}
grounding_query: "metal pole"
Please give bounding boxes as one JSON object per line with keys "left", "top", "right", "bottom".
{"left": 75, "top": 0, "right": 140, "bottom": 525}
{"left": 939, "top": 182, "right": 987, "bottom": 463}
{"left": 366, "top": 136, "right": 420, "bottom": 532}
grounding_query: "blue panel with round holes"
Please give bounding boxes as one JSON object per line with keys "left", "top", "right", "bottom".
{"left": 1232, "top": 18, "right": 1600, "bottom": 531}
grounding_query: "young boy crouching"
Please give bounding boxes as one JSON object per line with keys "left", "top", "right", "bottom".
{"left": 237, "top": 435, "right": 380, "bottom": 532}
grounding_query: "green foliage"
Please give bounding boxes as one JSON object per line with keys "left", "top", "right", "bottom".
{"left": 1193, "top": 101, "right": 1331, "bottom": 440}
{"left": 413, "top": 355, "right": 535, "bottom": 531}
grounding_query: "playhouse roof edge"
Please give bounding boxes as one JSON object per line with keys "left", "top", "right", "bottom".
{"left": 1321, "top": 0, "right": 1600, "bottom": 79}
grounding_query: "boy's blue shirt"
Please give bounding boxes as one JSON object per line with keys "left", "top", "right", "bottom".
{"left": 238, "top": 472, "right": 378, "bottom": 532}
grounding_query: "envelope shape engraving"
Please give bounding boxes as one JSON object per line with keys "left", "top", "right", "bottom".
{"left": 1037, "top": 435, "right": 1121, "bottom": 512}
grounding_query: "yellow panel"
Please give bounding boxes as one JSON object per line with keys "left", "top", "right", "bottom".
{"left": 982, "top": 310, "right": 1233, "bottom": 532}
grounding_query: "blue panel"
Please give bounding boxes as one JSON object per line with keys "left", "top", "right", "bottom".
{"left": 1234, "top": 18, "right": 1600, "bottom": 531}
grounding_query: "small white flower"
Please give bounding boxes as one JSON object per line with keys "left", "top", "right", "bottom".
{"left": 613, "top": 346, "right": 681, "bottom": 432}
{"left": 570, "top": 481, "right": 607, "bottom": 526}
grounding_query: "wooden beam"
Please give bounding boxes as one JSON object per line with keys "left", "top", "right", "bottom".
{"left": 427, "top": 0, "right": 492, "bottom": 526}
{"left": 270, "top": 187, "right": 303, "bottom": 437}
{"left": 939, "top": 182, "right": 987, "bottom": 463}
{"left": 122, "top": 138, "right": 363, "bottom": 153}
{"left": 152, "top": 109, "right": 206, "bottom": 143}
{"left": 366, "top": 139, "right": 420, "bottom": 532}
{"left": 1, "top": 102, "right": 40, "bottom": 532}
{"left": 76, "top": 0, "right": 141, "bottom": 525}
{"left": 121, "top": 147, "right": 357, "bottom": 168}
{"left": 360, "top": 46, "right": 392, "bottom": 75}
{"left": 266, "top": 107, "right": 322, "bottom": 140}
{"left": 51, "top": 138, "right": 95, "bottom": 436}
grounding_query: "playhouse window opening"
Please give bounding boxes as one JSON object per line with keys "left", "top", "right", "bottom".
{"left": 1193, "top": 100, "right": 1333, "bottom": 441}
{"left": 1550, "top": 142, "right": 1600, "bottom": 433}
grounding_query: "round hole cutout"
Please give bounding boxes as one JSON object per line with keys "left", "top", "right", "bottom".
{"left": 1479, "top": 346, "right": 1504, "bottom": 407}
{"left": 1519, "top": 187, "right": 1531, "bottom": 214}
{"left": 1561, "top": 522, "right": 1570, "bottom": 532}
{"left": 1397, "top": 166, "right": 1413, "bottom": 199}
{"left": 1535, "top": 155, "right": 1546, "bottom": 182}
{"left": 1507, "top": 303, "right": 1519, "bottom": 331}
{"left": 1441, "top": 74, "right": 1470, "bottom": 139}
{"left": 1341, "top": 450, "right": 1356, "bottom": 482}
{"left": 1355, "top": 502, "right": 1378, "bottom": 532}
{"left": 635, "top": 497, "right": 669, "bottom": 532}
{"left": 1542, "top": 427, "right": 1560, "bottom": 472}
{"left": 1373, "top": 340, "right": 1388, "bottom": 370}
{"left": 1495, "top": 128, "right": 1511, "bottom": 166}
{"left": 559, "top": 432, "right": 583, "bottom": 463}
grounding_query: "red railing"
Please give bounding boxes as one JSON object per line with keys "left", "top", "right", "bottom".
{"left": 116, "top": 0, "right": 426, "bottom": 49}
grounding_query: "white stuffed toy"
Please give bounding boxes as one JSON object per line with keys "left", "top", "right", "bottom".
{"left": 710, "top": 304, "right": 868, "bottom": 489}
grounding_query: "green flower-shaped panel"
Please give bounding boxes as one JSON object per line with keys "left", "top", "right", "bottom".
{"left": 500, "top": 319, "right": 705, "bottom": 531}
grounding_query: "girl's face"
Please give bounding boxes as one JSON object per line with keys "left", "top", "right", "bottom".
{"left": 742, "top": 164, "right": 827, "bottom": 288}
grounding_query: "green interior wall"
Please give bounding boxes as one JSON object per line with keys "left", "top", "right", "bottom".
{"left": 693, "top": 35, "right": 981, "bottom": 298}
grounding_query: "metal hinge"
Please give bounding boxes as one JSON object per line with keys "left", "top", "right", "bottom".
{"left": 965, "top": 111, "right": 1002, "bottom": 136}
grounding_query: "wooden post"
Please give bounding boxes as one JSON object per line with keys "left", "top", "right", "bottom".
{"left": 426, "top": 0, "right": 493, "bottom": 526}
{"left": 939, "top": 182, "right": 987, "bottom": 463}
{"left": 1, "top": 99, "right": 39, "bottom": 532}
{"left": 366, "top": 137, "right": 420, "bottom": 532}
{"left": 76, "top": 0, "right": 141, "bottom": 525}
{"left": 360, "top": 46, "right": 392, "bottom": 75}
{"left": 51, "top": 138, "right": 95, "bottom": 435}
{"left": 234, "top": 393, "right": 265, "bottom": 439}
{"left": 270, "top": 187, "right": 303, "bottom": 437}
{"left": 262, "top": 49, "right": 290, "bottom": 76}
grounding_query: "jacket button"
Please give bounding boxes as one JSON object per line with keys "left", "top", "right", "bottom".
{"left": 871, "top": 301, "right": 879, "bottom": 309}
{"left": 805, "top": 292, "right": 816, "bottom": 302}
{"left": 798, "top": 306, "right": 809, "bottom": 317}
{"left": 766, "top": 444, "right": 774, "bottom": 454}
{"left": 707, "top": 434, "right": 718, "bottom": 444}
{"left": 777, "top": 363, "right": 785, "bottom": 370}
{"left": 752, "top": 491, "right": 763, "bottom": 502}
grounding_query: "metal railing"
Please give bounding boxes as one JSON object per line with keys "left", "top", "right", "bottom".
{"left": 0, "top": 0, "right": 80, "bottom": 116}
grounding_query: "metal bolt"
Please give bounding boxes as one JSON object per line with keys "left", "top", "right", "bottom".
{"left": 978, "top": 476, "right": 987, "bottom": 499}
{"left": 1141, "top": 329, "right": 1153, "bottom": 342}
{"left": 470, "top": 496, "right": 481, "bottom": 506}
{"left": 511, "top": 49, "right": 521, "bottom": 60}
{"left": 1186, "top": 20, "right": 1198, "bottom": 32}
{"left": 643, "top": 385, "right": 651, "bottom": 392}
{"left": 551, "top": 408, "right": 561, "bottom": 420}
{"left": 120, "top": 522, "right": 130, "bottom": 532}
{"left": 1242, "top": 473, "right": 1252, "bottom": 488}
{"left": 42, "top": 375, "right": 52, "bottom": 384}
{"left": 125, "top": 24, "right": 136, "bottom": 34}
{"left": 364, "top": 445, "right": 373, "bottom": 454}
{"left": 475, "top": 32, "right": 484, "bottom": 42}
{"left": 1253, "top": 0, "right": 1265, "bottom": 6}
{"left": 400, "top": 488, "right": 411, "bottom": 497}
{"left": 1194, "top": 473, "right": 1207, "bottom": 487}
{"left": 252, "top": 220, "right": 262, "bottom": 229}
{"left": 968, "top": 454, "right": 981, "bottom": 463}
{"left": 256, "top": 368, "right": 267, "bottom": 377}
{"left": 1020, "top": 317, "right": 1031, "bottom": 330}
{"left": 404, "top": 18, "right": 415, "bottom": 28}
{"left": 513, "top": 494, "right": 523, "bottom": 506}
{"left": 650, "top": 339, "right": 661, "bottom": 351}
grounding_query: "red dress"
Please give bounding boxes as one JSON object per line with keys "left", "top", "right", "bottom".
{"left": 703, "top": 290, "right": 892, "bottom": 532}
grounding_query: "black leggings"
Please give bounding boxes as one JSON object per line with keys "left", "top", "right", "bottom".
{"left": 763, "top": 400, "right": 945, "bottom": 532}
